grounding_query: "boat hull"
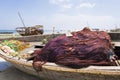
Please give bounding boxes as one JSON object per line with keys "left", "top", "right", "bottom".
{"left": 1, "top": 50, "right": 120, "bottom": 80}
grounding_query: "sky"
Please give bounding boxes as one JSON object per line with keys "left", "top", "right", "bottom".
{"left": 0, "top": 0, "right": 120, "bottom": 31}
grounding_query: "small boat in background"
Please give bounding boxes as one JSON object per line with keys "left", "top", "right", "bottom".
{"left": 16, "top": 12, "right": 44, "bottom": 36}
{"left": 16, "top": 25, "right": 44, "bottom": 36}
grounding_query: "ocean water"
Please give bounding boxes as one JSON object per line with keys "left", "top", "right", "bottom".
{"left": 0, "top": 30, "right": 16, "bottom": 33}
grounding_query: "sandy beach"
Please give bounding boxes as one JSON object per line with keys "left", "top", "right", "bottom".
{"left": 0, "top": 57, "right": 40, "bottom": 80}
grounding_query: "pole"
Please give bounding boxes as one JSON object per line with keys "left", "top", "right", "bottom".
{"left": 18, "top": 12, "right": 26, "bottom": 27}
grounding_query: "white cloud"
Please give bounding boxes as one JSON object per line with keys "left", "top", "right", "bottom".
{"left": 49, "top": 0, "right": 73, "bottom": 9}
{"left": 76, "top": 2, "right": 96, "bottom": 9}
{"left": 61, "top": 3, "right": 73, "bottom": 9}
{"left": 49, "top": 1, "right": 96, "bottom": 12}
{"left": 49, "top": 0, "right": 59, "bottom": 5}
{"left": 49, "top": 0, "right": 70, "bottom": 5}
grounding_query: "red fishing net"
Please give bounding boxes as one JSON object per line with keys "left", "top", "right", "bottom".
{"left": 32, "top": 27, "right": 116, "bottom": 71}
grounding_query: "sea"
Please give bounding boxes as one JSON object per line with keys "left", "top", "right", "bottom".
{"left": 0, "top": 30, "right": 17, "bottom": 34}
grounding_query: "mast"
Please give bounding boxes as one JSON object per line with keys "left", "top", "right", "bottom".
{"left": 18, "top": 12, "right": 26, "bottom": 27}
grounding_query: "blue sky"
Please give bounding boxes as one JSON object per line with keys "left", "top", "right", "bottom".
{"left": 0, "top": 0, "right": 120, "bottom": 31}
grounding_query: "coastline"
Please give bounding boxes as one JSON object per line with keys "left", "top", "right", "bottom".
{"left": 0, "top": 33, "right": 21, "bottom": 38}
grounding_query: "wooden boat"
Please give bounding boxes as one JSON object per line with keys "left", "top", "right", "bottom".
{"left": 1, "top": 42, "right": 120, "bottom": 80}
{"left": 16, "top": 25, "right": 44, "bottom": 36}
{"left": 0, "top": 30, "right": 120, "bottom": 80}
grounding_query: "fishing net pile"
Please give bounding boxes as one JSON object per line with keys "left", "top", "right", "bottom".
{"left": 32, "top": 27, "right": 117, "bottom": 71}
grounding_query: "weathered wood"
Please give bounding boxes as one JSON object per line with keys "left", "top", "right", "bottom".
{"left": 16, "top": 25, "right": 44, "bottom": 36}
